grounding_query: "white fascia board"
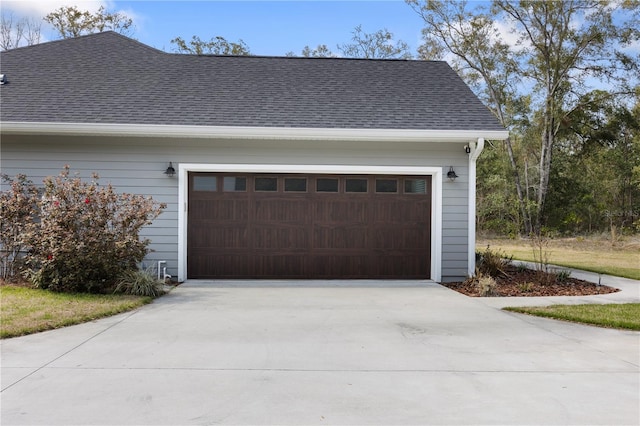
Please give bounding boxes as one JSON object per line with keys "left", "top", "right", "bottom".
{"left": 1, "top": 121, "right": 509, "bottom": 142}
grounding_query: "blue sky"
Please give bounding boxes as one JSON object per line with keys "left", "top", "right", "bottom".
{"left": 3, "top": 1, "right": 427, "bottom": 56}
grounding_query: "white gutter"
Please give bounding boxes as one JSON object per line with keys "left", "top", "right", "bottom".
{"left": 0, "top": 121, "right": 510, "bottom": 143}
{"left": 468, "top": 137, "right": 485, "bottom": 277}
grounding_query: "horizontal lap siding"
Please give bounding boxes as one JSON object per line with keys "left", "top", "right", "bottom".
{"left": 1, "top": 135, "right": 471, "bottom": 281}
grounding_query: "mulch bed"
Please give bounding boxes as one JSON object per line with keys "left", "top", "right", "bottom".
{"left": 443, "top": 265, "right": 619, "bottom": 297}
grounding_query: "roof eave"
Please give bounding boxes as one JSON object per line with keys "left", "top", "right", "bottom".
{"left": 0, "top": 122, "right": 509, "bottom": 142}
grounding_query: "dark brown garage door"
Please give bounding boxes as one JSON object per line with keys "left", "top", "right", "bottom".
{"left": 187, "top": 173, "right": 431, "bottom": 279}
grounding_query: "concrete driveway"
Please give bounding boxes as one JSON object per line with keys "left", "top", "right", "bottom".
{"left": 1, "top": 281, "right": 639, "bottom": 425}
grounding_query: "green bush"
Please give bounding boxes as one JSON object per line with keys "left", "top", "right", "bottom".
{"left": 114, "top": 268, "right": 166, "bottom": 297}
{"left": 555, "top": 269, "right": 572, "bottom": 283}
{"left": 15, "top": 166, "right": 166, "bottom": 293}
{"left": 476, "top": 245, "right": 512, "bottom": 277}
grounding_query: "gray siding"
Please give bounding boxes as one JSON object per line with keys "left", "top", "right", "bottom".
{"left": 1, "top": 134, "right": 473, "bottom": 281}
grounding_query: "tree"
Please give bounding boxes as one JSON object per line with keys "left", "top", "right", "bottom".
{"left": 300, "top": 44, "right": 336, "bottom": 58}
{"left": 496, "top": 0, "right": 639, "bottom": 231}
{"left": 44, "top": 5, "right": 133, "bottom": 39}
{"left": 408, "top": 0, "right": 533, "bottom": 233}
{"left": 1, "top": 11, "right": 41, "bottom": 50}
{"left": 337, "top": 25, "right": 412, "bottom": 59}
{"left": 170, "top": 35, "right": 250, "bottom": 55}
{"left": 545, "top": 91, "right": 640, "bottom": 234}
{"left": 409, "top": 0, "right": 640, "bottom": 233}
{"left": 288, "top": 25, "right": 412, "bottom": 59}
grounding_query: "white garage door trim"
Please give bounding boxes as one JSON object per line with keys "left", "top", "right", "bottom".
{"left": 177, "top": 164, "right": 443, "bottom": 282}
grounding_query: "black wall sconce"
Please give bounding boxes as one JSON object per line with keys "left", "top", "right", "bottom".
{"left": 164, "top": 162, "right": 176, "bottom": 177}
{"left": 465, "top": 145, "right": 471, "bottom": 154}
{"left": 447, "top": 166, "right": 458, "bottom": 181}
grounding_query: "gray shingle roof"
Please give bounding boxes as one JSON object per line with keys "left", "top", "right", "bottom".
{"left": 0, "top": 32, "right": 505, "bottom": 131}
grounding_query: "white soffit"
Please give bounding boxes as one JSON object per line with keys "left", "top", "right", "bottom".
{"left": 0, "top": 122, "right": 510, "bottom": 142}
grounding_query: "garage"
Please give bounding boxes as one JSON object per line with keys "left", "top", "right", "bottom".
{"left": 187, "top": 172, "right": 431, "bottom": 279}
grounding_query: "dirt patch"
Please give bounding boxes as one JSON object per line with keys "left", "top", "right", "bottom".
{"left": 0, "top": 277, "right": 33, "bottom": 288}
{"left": 443, "top": 265, "right": 619, "bottom": 297}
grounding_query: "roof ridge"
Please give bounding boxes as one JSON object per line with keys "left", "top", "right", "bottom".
{"left": 176, "top": 52, "right": 446, "bottom": 63}
{"left": 1, "top": 31, "right": 167, "bottom": 55}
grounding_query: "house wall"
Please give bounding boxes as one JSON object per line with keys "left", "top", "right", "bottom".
{"left": 0, "top": 134, "right": 472, "bottom": 282}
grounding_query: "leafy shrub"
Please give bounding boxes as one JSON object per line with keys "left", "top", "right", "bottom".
{"left": 21, "top": 166, "right": 166, "bottom": 293}
{"left": 476, "top": 245, "right": 511, "bottom": 277}
{"left": 0, "top": 174, "right": 39, "bottom": 279}
{"left": 114, "top": 268, "right": 166, "bottom": 297}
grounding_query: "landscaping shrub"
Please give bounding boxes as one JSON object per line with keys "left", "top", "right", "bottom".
{"left": 476, "top": 274, "right": 498, "bottom": 297}
{"left": 0, "top": 174, "right": 39, "bottom": 279}
{"left": 16, "top": 166, "right": 166, "bottom": 293}
{"left": 114, "top": 267, "right": 166, "bottom": 297}
{"left": 555, "top": 269, "right": 572, "bottom": 283}
{"left": 476, "top": 245, "right": 511, "bottom": 277}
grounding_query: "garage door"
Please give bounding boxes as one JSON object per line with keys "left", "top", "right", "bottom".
{"left": 187, "top": 173, "right": 431, "bottom": 279}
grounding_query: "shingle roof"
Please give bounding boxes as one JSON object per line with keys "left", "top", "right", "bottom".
{"left": 0, "top": 32, "right": 505, "bottom": 132}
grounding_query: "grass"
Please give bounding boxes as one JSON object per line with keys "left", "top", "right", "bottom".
{"left": 478, "top": 237, "right": 640, "bottom": 280}
{"left": 0, "top": 285, "right": 152, "bottom": 339}
{"left": 505, "top": 303, "right": 640, "bottom": 331}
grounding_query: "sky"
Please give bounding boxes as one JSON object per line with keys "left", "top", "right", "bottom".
{"left": 1, "top": 0, "right": 428, "bottom": 56}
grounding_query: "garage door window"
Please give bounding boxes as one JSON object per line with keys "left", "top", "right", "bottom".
{"left": 405, "top": 178, "right": 427, "bottom": 194}
{"left": 255, "top": 177, "right": 278, "bottom": 191}
{"left": 193, "top": 176, "right": 217, "bottom": 192}
{"left": 223, "top": 176, "right": 246, "bottom": 192}
{"left": 285, "top": 177, "right": 307, "bottom": 192}
{"left": 317, "top": 178, "right": 339, "bottom": 192}
{"left": 346, "top": 178, "right": 368, "bottom": 193}
{"left": 376, "top": 179, "right": 398, "bottom": 193}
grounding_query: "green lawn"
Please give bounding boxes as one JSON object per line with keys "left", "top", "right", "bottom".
{"left": 505, "top": 303, "right": 640, "bottom": 330}
{"left": 0, "top": 285, "right": 152, "bottom": 339}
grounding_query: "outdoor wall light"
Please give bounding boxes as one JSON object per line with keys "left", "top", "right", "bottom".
{"left": 447, "top": 166, "right": 459, "bottom": 181}
{"left": 164, "top": 162, "right": 176, "bottom": 177}
{"left": 465, "top": 145, "right": 471, "bottom": 154}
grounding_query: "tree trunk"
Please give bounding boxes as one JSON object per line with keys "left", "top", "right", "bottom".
{"left": 503, "top": 137, "right": 532, "bottom": 235}
{"left": 536, "top": 118, "right": 555, "bottom": 233}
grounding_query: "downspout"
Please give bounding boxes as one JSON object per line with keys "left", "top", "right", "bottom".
{"left": 468, "top": 137, "right": 485, "bottom": 277}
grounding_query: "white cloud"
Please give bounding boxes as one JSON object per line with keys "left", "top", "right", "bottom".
{"left": 491, "top": 17, "right": 521, "bottom": 49}
{"left": 2, "top": 1, "right": 143, "bottom": 44}
{"left": 1, "top": 1, "right": 110, "bottom": 18}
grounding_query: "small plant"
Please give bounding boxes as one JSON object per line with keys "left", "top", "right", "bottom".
{"left": 114, "top": 267, "right": 165, "bottom": 297}
{"left": 476, "top": 274, "right": 498, "bottom": 297}
{"left": 530, "top": 231, "right": 551, "bottom": 274}
{"left": 517, "top": 282, "right": 534, "bottom": 292}
{"left": 555, "top": 269, "right": 572, "bottom": 283}
{"left": 476, "top": 245, "right": 511, "bottom": 278}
